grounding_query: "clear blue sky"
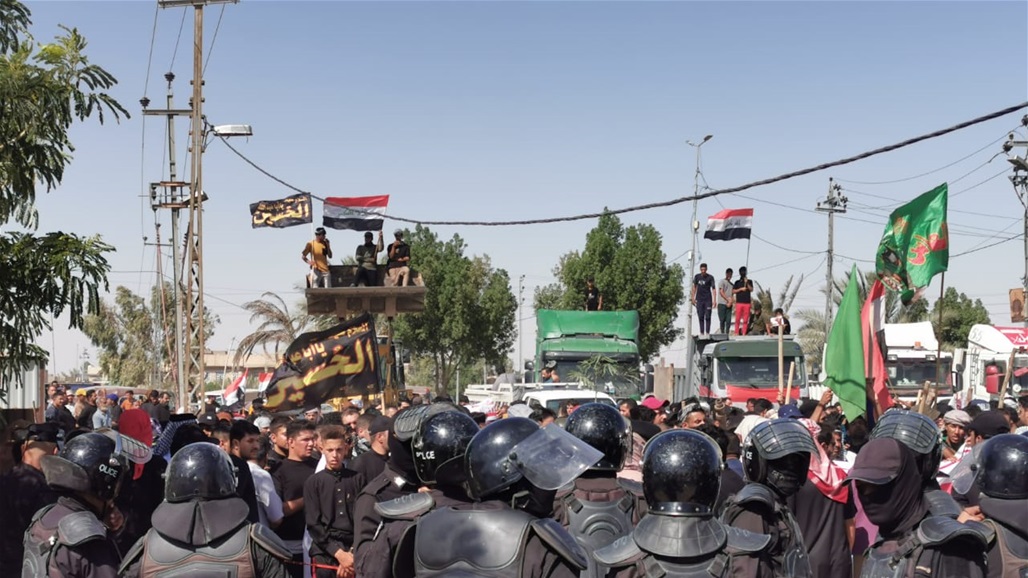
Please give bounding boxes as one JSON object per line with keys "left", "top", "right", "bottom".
{"left": 23, "top": 1, "right": 1028, "bottom": 377}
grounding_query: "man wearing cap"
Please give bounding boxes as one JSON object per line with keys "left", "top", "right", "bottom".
{"left": 640, "top": 396, "right": 669, "bottom": 427}
{"left": 350, "top": 416, "right": 391, "bottom": 490}
{"left": 847, "top": 437, "right": 992, "bottom": 578}
{"left": 303, "top": 227, "right": 334, "bottom": 288}
{"left": 353, "top": 230, "right": 384, "bottom": 287}
{"left": 386, "top": 229, "right": 411, "bottom": 287}
{"left": 0, "top": 423, "right": 59, "bottom": 575}
{"left": 942, "top": 409, "right": 971, "bottom": 459}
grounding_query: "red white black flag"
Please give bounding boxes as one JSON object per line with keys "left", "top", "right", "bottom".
{"left": 703, "top": 208, "right": 753, "bottom": 241}
{"left": 323, "top": 195, "right": 389, "bottom": 231}
{"left": 224, "top": 369, "right": 248, "bottom": 407}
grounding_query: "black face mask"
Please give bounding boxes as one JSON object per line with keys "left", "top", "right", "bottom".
{"left": 766, "top": 453, "right": 809, "bottom": 498}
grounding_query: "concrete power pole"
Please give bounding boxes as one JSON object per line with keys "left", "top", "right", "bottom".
{"left": 816, "top": 178, "right": 847, "bottom": 344}
{"left": 518, "top": 274, "right": 525, "bottom": 382}
{"left": 1004, "top": 118, "right": 1028, "bottom": 327}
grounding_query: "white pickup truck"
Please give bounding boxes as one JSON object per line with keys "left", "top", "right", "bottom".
{"left": 462, "top": 381, "right": 617, "bottom": 413}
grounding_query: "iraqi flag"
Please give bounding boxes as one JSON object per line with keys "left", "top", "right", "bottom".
{"left": 703, "top": 208, "right": 753, "bottom": 241}
{"left": 257, "top": 371, "right": 274, "bottom": 393}
{"left": 862, "top": 279, "right": 893, "bottom": 413}
{"left": 224, "top": 369, "right": 248, "bottom": 407}
{"left": 323, "top": 195, "right": 389, "bottom": 231}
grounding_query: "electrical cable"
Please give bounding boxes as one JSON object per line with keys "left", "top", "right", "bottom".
{"left": 170, "top": 8, "right": 187, "bottom": 70}
{"left": 951, "top": 233, "right": 1022, "bottom": 258}
{"left": 217, "top": 101, "right": 1028, "bottom": 227}
{"left": 835, "top": 131, "right": 1011, "bottom": 186}
{"left": 203, "top": 4, "right": 226, "bottom": 75}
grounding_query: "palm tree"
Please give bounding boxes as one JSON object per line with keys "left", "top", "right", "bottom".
{"left": 235, "top": 291, "right": 315, "bottom": 366}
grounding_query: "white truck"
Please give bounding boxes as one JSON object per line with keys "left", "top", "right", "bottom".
{"left": 461, "top": 381, "right": 617, "bottom": 413}
{"left": 953, "top": 324, "right": 1028, "bottom": 401}
{"left": 881, "top": 322, "right": 953, "bottom": 402}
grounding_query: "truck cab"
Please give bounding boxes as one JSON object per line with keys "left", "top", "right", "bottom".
{"left": 881, "top": 322, "right": 952, "bottom": 401}
{"left": 953, "top": 324, "right": 1028, "bottom": 400}
{"left": 698, "top": 335, "right": 807, "bottom": 405}
{"left": 533, "top": 309, "right": 641, "bottom": 396}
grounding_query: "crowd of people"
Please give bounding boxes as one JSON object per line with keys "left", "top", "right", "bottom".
{"left": 2, "top": 381, "right": 1027, "bottom": 578}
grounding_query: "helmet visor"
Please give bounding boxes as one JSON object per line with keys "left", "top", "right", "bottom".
{"left": 947, "top": 444, "right": 982, "bottom": 496}
{"left": 508, "top": 424, "right": 603, "bottom": 490}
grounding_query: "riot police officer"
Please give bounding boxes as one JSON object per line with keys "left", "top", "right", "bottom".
{"left": 119, "top": 442, "right": 291, "bottom": 578}
{"left": 974, "top": 434, "right": 1028, "bottom": 577}
{"left": 392, "top": 417, "right": 601, "bottom": 578}
{"left": 870, "top": 409, "right": 962, "bottom": 517}
{"left": 555, "top": 402, "right": 646, "bottom": 578}
{"left": 594, "top": 429, "right": 771, "bottom": 577}
{"left": 23, "top": 432, "right": 127, "bottom": 578}
{"left": 367, "top": 410, "right": 480, "bottom": 578}
{"left": 720, "top": 418, "right": 816, "bottom": 578}
{"left": 847, "top": 437, "right": 992, "bottom": 578}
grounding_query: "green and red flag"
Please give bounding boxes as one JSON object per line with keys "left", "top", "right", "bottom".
{"left": 825, "top": 265, "right": 868, "bottom": 421}
{"left": 875, "top": 183, "right": 948, "bottom": 304}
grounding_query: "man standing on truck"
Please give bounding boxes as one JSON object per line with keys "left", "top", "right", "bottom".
{"left": 692, "top": 262, "right": 716, "bottom": 338}
{"left": 733, "top": 266, "right": 754, "bottom": 335}
{"left": 585, "top": 277, "right": 603, "bottom": 311}
{"left": 302, "top": 227, "right": 333, "bottom": 288}
{"left": 717, "top": 267, "right": 734, "bottom": 335}
{"left": 353, "top": 230, "right": 384, "bottom": 287}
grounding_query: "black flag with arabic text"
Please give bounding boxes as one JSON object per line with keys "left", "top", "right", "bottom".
{"left": 263, "top": 313, "right": 380, "bottom": 411}
{"left": 250, "top": 193, "right": 313, "bottom": 229}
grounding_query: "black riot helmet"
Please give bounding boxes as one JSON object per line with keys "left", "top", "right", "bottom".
{"left": 642, "top": 429, "right": 723, "bottom": 516}
{"left": 164, "top": 442, "right": 238, "bottom": 503}
{"left": 40, "top": 432, "right": 128, "bottom": 502}
{"left": 870, "top": 409, "right": 943, "bottom": 485}
{"left": 742, "top": 418, "right": 816, "bottom": 498}
{"left": 975, "top": 434, "right": 1028, "bottom": 500}
{"left": 464, "top": 417, "right": 541, "bottom": 500}
{"left": 564, "top": 402, "right": 632, "bottom": 472}
{"left": 413, "top": 410, "right": 480, "bottom": 486}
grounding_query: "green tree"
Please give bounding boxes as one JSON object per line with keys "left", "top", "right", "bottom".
{"left": 150, "top": 280, "right": 220, "bottom": 385}
{"left": 931, "top": 287, "right": 990, "bottom": 350}
{"left": 0, "top": 2, "right": 128, "bottom": 397}
{"left": 533, "top": 211, "right": 686, "bottom": 361}
{"left": 81, "top": 286, "right": 157, "bottom": 387}
{"left": 393, "top": 225, "right": 517, "bottom": 394}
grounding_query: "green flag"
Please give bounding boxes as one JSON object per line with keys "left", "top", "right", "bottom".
{"left": 825, "top": 265, "right": 866, "bottom": 421}
{"left": 875, "top": 183, "right": 948, "bottom": 303}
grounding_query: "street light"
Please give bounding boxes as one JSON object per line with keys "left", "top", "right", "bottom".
{"left": 683, "top": 134, "right": 713, "bottom": 399}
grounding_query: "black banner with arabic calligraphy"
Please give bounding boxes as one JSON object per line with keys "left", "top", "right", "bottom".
{"left": 249, "top": 193, "right": 313, "bottom": 229}
{"left": 263, "top": 313, "right": 380, "bottom": 411}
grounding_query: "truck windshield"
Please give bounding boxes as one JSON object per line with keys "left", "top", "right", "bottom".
{"left": 887, "top": 360, "right": 952, "bottom": 386}
{"left": 716, "top": 357, "right": 804, "bottom": 386}
{"left": 546, "top": 360, "right": 640, "bottom": 396}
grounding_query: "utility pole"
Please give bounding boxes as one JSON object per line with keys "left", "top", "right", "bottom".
{"left": 145, "top": 71, "right": 190, "bottom": 410}
{"left": 683, "top": 134, "right": 712, "bottom": 396}
{"left": 518, "top": 274, "right": 525, "bottom": 382}
{"left": 816, "top": 178, "right": 847, "bottom": 342}
{"left": 1004, "top": 117, "right": 1028, "bottom": 327}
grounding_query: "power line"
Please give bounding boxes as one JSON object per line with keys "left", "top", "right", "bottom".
{"left": 952, "top": 233, "right": 1022, "bottom": 258}
{"left": 218, "top": 101, "right": 1028, "bottom": 227}
{"left": 169, "top": 8, "right": 187, "bottom": 70}
{"left": 203, "top": 4, "right": 226, "bottom": 74}
{"left": 835, "top": 131, "right": 1011, "bottom": 186}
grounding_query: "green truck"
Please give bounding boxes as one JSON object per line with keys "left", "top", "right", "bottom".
{"left": 532, "top": 309, "right": 642, "bottom": 395}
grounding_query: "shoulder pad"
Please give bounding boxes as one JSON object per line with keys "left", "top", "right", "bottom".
{"left": 530, "top": 517, "right": 589, "bottom": 570}
{"left": 923, "top": 489, "right": 962, "bottom": 519}
{"left": 117, "top": 534, "right": 147, "bottom": 576}
{"left": 56, "top": 511, "right": 107, "bottom": 547}
{"left": 724, "top": 525, "right": 772, "bottom": 554}
{"left": 616, "top": 477, "right": 644, "bottom": 497}
{"left": 592, "top": 534, "right": 644, "bottom": 567}
{"left": 733, "top": 483, "right": 776, "bottom": 508}
{"left": 250, "top": 522, "right": 292, "bottom": 560}
{"left": 916, "top": 516, "right": 995, "bottom": 547}
{"left": 375, "top": 492, "right": 435, "bottom": 520}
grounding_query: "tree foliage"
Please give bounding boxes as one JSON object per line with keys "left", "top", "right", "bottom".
{"left": 931, "top": 287, "right": 990, "bottom": 350}
{"left": 81, "top": 286, "right": 156, "bottom": 387}
{"left": 393, "top": 225, "right": 517, "bottom": 394}
{"left": 0, "top": 1, "right": 127, "bottom": 395}
{"left": 533, "top": 211, "right": 686, "bottom": 361}
{"left": 236, "top": 291, "right": 314, "bottom": 366}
